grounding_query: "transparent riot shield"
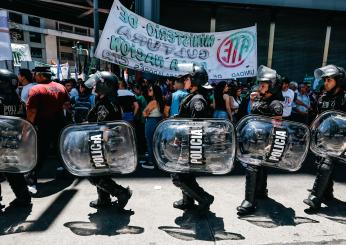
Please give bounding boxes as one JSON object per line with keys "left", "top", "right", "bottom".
{"left": 310, "top": 110, "right": 346, "bottom": 163}
{"left": 60, "top": 121, "right": 137, "bottom": 176}
{"left": 0, "top": 115, "right": 37, "bottom": 173}
{"left": 236, "top": 116, "right": 310, "bottom": 171}
{"left": 153, "top": 119, "right": 236, "bottom": 174}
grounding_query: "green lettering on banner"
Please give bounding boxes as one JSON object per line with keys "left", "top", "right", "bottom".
{"left": 145, "top": 53, "right": 156, "bottom": 66}
{"left": 155, "top": 55, "right": 164, "bottom": 68}
{"left": 192, "top": 35, "right": 202, "bottom": 48}
{"left": 166, "top": 30, "right": 175, "bottom": 43}
{"left": 204, "top": 35, "right": 215, "bottom": 47}
{"left": 110, "top": 36, "right": 122, "bottom": 52}
{"left": 119, "top": 6, "right": 138, "bottom": 29}
{"left": 136, "top": 48, "right": 145, "bottom": 61}
{"left": 170, "top": 59, "right": 178, "bottom": 71}
{"left": 119, "top": 6, "right": 127, "bottom": 23}
{"left": 120, "top": 41, "right": 130, "bottom": 56}
{"left": 182, "top": 35, "right": 189, "bottom": 47}
{"left": 146, "top": 23, "right": 154, "bottom": 36}
{"left": 159, "top": 28, "right": 167, "bottom": 42}
{"left": 239, "top": 36, "right": 251, "bottom": 60}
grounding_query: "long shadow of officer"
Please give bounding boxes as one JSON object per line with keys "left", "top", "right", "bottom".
{"left": 64, "top": 206, "right": 144, "bottom": 236}
{"left": 306, "top": 198, "right": 346, "bottom": 225}
{"left": 159, "top": 209, "right": 245, "bottom": 241}
{"left": 0, "top": 204, "right": 32, "bottom": 235}
{"left": 239, "top": 197, "right": 319, "bottom": 228}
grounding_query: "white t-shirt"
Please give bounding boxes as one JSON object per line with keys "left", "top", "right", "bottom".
{"left": 281, "top": 89, "right": 295, "bottom": 117}
{"left": 21, "top": 83, "right": 37, "bottom": 104}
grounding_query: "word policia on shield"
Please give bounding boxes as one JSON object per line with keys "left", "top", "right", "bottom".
{"left": 95, "top": 0, "right": 257, "bottom": 79}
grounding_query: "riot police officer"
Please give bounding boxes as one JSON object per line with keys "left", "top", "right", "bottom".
{"left": 304, "top": 64, "right": 346, "bottom": 210}
{"left": 84, "top": 71, "right": 132, "bottom": 209}
{"left": 237, "top": 65, "right": 284, "bottom": 215}
{"left": 0, "top": 69, "right": 31, "bottom": 210}
{"left": 171, "top": 65, "right": 215, "bottom": 212}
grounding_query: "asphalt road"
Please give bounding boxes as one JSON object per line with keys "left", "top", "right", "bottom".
{"left": 1, "top": 156, "right": 346, "bottom": 245}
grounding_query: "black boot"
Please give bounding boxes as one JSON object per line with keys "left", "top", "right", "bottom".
{"left": 323, "top": 178, "right": 334, "bottom": 201}
{"left": 180, "top": 176, "right": 214, "bottom": 212}
{"left": 97, "top": 177, "right": 132, "bottom": 209}
{"left": 89, "top": 187, "right": 112, "bottom": 208}
{"left": 237, "top": 165, "right": 258, "bottom": 216}
{"left": 304, "top": 158, "right": 334, "bottom": 210}
{"left": 6, "top": 173, "right": 31, "bottom": 207}
{"left": 256, "top": 167, "right": 268, "bottom": 199}
{"left": 173, "top": 191, "right": 195, "bottom": 210}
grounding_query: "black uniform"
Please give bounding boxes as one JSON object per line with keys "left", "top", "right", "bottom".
{"left": 85, "top": 71, "right": 132, "bottom": 209}
{"left": 172, "top": 90, "right": 214, "bottom": 211}
{"left": 304, "top": 88, "right": 346, "bottom": 209}
{"left": 0, "top": 69, "right": 31, "bottom": 210}
{"left": 237, "top": 88, "right": 284, "bottom": 215}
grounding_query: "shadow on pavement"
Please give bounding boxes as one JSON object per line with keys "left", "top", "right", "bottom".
{"left": 159, "top": 209, "right": 244, "bottom": 241}
{"left": 311, "top": 198, "right": 346, "bottom": 225}
{"left": 0, "top": 204, "right": 33, "bottom": 235}
{"left": 34, "top": 175, "right": 78, "bottom": 198}
{"left": 239, "top": 198, "right": 319, "bottom": 228}
{"left": 0, "top": 189, "right": 77, "bottom": 235}
{"left": 64, "top": 206, "right": 144, "bottom": 236}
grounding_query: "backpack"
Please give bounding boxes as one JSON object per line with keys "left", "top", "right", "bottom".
{"left": 73, "top": 94, "right": 95, "bottom": 123}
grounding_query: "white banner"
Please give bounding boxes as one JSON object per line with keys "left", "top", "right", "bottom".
{"left": 11, "top": 43, "right": 32, "bottom": 66}
{"left": 0, "top": 10, "right": 13, "bottom": 61}
{"left": 95, "top": 0, "right": 257, "bottom": 79}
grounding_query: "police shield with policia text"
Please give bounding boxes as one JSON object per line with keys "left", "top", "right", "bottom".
{"left": 154, "top": 64, "right": 236, "bottom": 212}
{"left": 60, "top": 71, "right": 136, "bottom": 209}
{"left": 236, "top": 65, "right": 310, "bottom": 215}
{"left": 304, "top": 64, "right": 346, "bottom": 211}
{"left": 0, "top": 69, "right": 37, "bottom": 211}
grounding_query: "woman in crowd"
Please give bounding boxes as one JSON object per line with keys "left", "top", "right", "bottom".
{"left": 213, "top": 81, "right": 233, "bottom": 121}
{"left": 141, "top": 84, "right": 164, "bottom": 169}
{"left": 229, "top": 85, "right": 242, "bottom": 123}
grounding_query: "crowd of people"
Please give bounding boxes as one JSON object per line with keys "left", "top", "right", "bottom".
{"left": 0, "top": 63, "right": 344, "bottom": 214}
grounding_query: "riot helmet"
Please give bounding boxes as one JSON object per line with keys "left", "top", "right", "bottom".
{"left": 257, "top": 65, "right": 282, "bottom": 96}
{"left": 85, "top": 71, "right": 119, "bottom": 96}
{"left": 177, "top": 63, "right": 212, "bottom": 89}
{"left": 0, "top": 69, "right": 19, "bottom": 94}
{"left": 314, "top": 64, "right": 345, "bottom": 89}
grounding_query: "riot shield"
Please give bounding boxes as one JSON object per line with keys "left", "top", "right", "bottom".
{"left": 0, "top": 115, "right": 37, "bottom": 173}
{"left": 60, "top": 121, "right": 137, "bottom": 176}
{"left": 310, "top": 110, "right": 346, "bottom": 163}
{"left": 236, "top": 116, "right": 310, "bottom": 171}
{"left": 153, "top": 119, "right": 236, "bottom": 174}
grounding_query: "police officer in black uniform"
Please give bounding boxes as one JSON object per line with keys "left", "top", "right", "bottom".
{"left": 237, "top": 65, "right": 284, "bottom": 215}
{"left": 304, "top": 64, "right": 346, "bottom": 210}
{"left": 0, "top": 69, "right": 31, "bottom": 210}
{"left": 84, "top": 71, "right": 132, "bottom": 209}
{"left": 171, "top": 65, "right": 214, "bottom": 212}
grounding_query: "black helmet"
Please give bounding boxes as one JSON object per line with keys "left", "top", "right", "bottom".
{"left": 0, "top": 69, "right": 18, "bottom": 94}
{"left": 177, "top": 63, "right": 212, "bottom": 89}
{"left": 314, "top": 64, "right": 345, "bottom": 87}
{"left": 85, "top": 71, "right": 119, "bottom": 96}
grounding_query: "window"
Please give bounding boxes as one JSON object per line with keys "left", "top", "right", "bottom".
{"left": 59, "top": 23, "right": 73, "bottom": 33}
{"left": 75, "top": 27, "right": 88, "bottom": 35}
{"left": 28, "top": 16, "right": 40, "bottom": 27}
{"left": 9, "top": 12, "right": 22, "bottom": 24}
{"left": 29, "top": 32, "right": 41, "bottom": 43}
{"left": 60, "top": 52, "right": 74, "bottom": 61}
{"left": 59, "top": 38, "right": 74, "bottom": 47}
{"left": 10, "top": 29, "right": 24, "bottom": 41}
{"left": 31, "top": 48, "right": 43, "bottom": 58}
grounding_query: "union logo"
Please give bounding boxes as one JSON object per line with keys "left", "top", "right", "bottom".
{"left": 217, "top": 31, "right": 255, "bottom": 68}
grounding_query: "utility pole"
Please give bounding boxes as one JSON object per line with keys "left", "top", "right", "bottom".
{"left": 93, "top": 0, "right": 100, "bottom": 70}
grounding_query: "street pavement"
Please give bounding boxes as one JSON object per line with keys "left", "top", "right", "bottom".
{"left": 1, "top": 156, "right": 346, "bottom": 245}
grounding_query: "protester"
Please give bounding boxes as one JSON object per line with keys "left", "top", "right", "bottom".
{"left": 142, "top": 84, "right": 163, "bottom": 169}
{"left": 25, "top": 67, "right": 70, "bottom": 194}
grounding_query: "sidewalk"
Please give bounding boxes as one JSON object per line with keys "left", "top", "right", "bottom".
{"left": 1, "top": 160, "right": 346, "bottom": 245}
